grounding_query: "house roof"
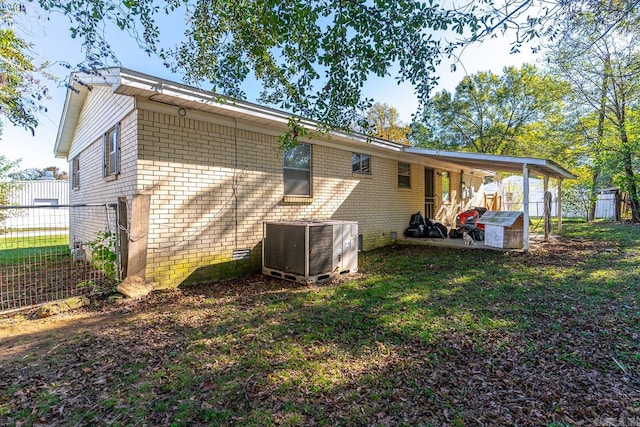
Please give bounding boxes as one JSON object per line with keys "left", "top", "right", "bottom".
{"left": 54, "top": 67, "right": 575, "bottom": 180}
{"left": 54, "top": 67, "right": 405, "bottom": 159}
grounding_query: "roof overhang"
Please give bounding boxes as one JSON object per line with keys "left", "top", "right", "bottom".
{"left": 54, "top": 70, "right": 125, "bottom": 158}
{"left": 54, "top": 79, "right": 87, "bottom": 158}
{"left": 54, "top": 67, "right": 575, "bottom": 181}
{"left": 404, "top": 148, "right": 576, "bottom": 180}
{"left": 54, "top": 67, "right": 405, "bottom": 159}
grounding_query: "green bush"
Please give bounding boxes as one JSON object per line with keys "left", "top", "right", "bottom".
{"left": 89, "top": 230, "right": 118, "bottom": 281}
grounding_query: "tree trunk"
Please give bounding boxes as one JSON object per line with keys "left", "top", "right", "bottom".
{"left": 620, "top": 146, "right": 640, "bottom": 222}
{"left": 613, "top": 65, "right": 640, "bottom": 222}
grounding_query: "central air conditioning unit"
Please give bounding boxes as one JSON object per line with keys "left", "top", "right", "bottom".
{"left": 262, "top": 220, "right": 358, "bottom": 284}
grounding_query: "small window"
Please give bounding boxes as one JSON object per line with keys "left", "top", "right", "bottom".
{"left": 398, "top": 162, "right": 411, "bottom": 188}
{"left": 442, "top": 171, "right": 450, "bottom": 202}
{"left": 103, "top": 124, "right": 120, "bottom": 177}
{"left": 71, "top": 157, "right": 80, "bottom": 190}
{"left": 352, "top": 153, "right": 370, "bottom": 174}
{"left": 283, "top": 143, "right": 311, "bottom": 196}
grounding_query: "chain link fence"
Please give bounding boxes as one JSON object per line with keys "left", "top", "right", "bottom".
{"left": 0, "top": 204, "right": 119, "bottom": 313}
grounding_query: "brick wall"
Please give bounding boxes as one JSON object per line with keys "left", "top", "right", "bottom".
{"left": 135, "top": 108, "right": 425, "bottom": 287}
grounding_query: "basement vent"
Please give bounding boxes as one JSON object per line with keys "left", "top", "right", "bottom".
{"left": 232, "top": 249, "right": 252, "bottom": 261}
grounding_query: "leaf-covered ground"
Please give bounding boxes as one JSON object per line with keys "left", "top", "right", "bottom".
{"left": 1, "top": 223, "right": 639, "bottom": 426}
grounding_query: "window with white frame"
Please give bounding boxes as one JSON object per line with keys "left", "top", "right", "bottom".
{"left": 103, "top": 124, "right": 120, "bottom": 177}
{"left": 398, "top": 162, "right": 411, "bottom": 188}
{"left": 283, "top": 143, "right": 312, "bottom": 196}
{"left": 352, "top": 153, "right": 370, "bottom": 174}
{"left": 71, "top": 157, "right": 80, "bottom": 190}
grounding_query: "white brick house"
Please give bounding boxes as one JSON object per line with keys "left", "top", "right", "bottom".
{"left": 54, "top": 68, "right": 574, "bottom": 288}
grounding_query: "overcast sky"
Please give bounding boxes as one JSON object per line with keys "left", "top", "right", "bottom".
{"left": 1, "top": 6, "right": 537, "bottom": 172}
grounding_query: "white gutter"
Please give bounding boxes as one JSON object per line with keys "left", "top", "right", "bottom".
{"left": 114, "top": 68, "right": 404, "bottom": 153}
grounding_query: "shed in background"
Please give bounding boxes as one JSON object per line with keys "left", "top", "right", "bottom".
{"left": 1, "top": 180, "right": 69, "bottom": 229}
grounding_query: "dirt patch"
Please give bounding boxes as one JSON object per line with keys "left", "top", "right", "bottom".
{"left": 0, "top": 302, "right": 138, "bottom": 364}
{"left": 524, "top": 235, "right": 623, "bottom": 266}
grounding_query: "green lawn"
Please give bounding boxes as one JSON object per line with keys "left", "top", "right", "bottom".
{"left": 1, "top": 222, "right": 638, "bottom": 426}
{"left": 0, "top": 234, "right": 70, "bottom": 265}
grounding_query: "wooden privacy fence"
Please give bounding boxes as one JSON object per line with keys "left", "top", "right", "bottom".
{"left": 0, "top": 204, "right": 120, "bottom": 313}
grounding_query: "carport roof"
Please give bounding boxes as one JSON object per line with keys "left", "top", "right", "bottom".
{"left": 404, "top": 148, "right": 576, "bottom": 180}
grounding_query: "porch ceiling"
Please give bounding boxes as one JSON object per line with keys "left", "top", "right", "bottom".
{"left": 404, "top": 148, "right": 576, "bottom": 180}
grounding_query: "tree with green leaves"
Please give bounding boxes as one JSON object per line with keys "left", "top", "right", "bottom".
{"left": 548, "top": 8, "right": 640, "bottom": 222}
{"left": 0, "top": 156, "right": 22, "bottom": 226}
{"left": 29, "top": 0, "right": 640, "bottom": 135}
{"left": 363, "top": 102, "right": 410, "bottom": 145}
{"left": 0, "top": 1, "right": 49, "bottom": 136}
{"left": 414, "top": 64, "right": 572, "bottom": 157}
{"left": 9, "top": 165, "right": 68, "bottom": 180}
